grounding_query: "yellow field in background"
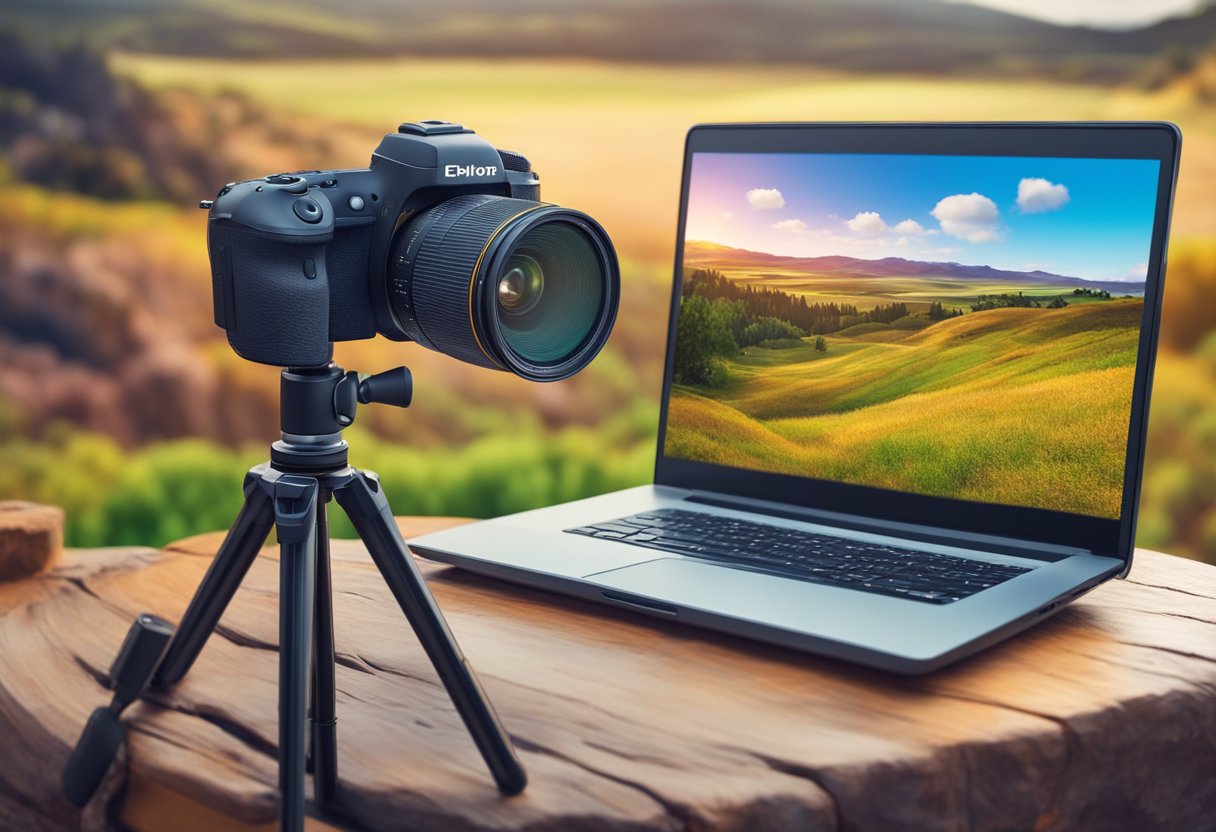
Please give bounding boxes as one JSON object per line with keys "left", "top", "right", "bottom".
{"left": 111, "top": 55, "right": 1216, "bottom": 265}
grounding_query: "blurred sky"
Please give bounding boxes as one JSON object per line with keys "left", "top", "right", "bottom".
{"left": 957, "top": 0, "right": 1197, "bottom": 27}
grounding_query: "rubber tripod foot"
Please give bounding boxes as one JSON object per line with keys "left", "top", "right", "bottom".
{"left": 62, "top": 707, "right": 125, "bottom": 807}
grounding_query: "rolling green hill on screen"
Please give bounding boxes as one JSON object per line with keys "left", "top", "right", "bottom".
{"left": 666, "top": 300, "right": 1143, "bottom": 518}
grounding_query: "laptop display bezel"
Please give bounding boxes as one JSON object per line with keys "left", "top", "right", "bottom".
{"left": 653, "top": 122, "right": 1180, "bottom": 563}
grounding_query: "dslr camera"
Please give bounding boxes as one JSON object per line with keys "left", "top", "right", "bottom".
{"left": 204, "top": 120, "right": 620, "bottom": 380}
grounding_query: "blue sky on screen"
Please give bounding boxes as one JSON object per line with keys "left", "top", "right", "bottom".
{"left": 684, "top": 153, "right": 1161, "bottom": 283}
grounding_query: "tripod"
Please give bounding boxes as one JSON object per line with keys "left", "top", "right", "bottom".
{"left": 63, "top": 363, "right": 526, "bottom": 830}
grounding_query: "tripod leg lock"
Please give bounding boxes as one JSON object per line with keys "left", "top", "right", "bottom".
{"left": 274, "top": 477, "right": 320, "bottom": 544}
{"left": 109, "top": 614, "right": 175, "bottom": 708}
{"left": 62, "top": 613, "right": 174, "bottom": 806}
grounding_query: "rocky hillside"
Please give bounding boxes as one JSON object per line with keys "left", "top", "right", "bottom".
{"left": 0, "top": 33, "right": 352, "bottom": 444}
{"left": 0, "top": 30, "right": 362, "bottom": 202}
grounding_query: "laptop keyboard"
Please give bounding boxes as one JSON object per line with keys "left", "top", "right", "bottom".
{"left": 566, "top": 508, "right": 1030, "bottom": 604}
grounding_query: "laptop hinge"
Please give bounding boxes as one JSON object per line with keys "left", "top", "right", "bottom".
{"left": 682, "top": 491, "right": 1090, "bottom": 561}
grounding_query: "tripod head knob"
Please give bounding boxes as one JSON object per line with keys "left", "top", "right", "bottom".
{"left": 334, "top": 366, "right": 412, "bottom": 427}
{"left": 358, "top": 367, "right": 413, "bottom": 409}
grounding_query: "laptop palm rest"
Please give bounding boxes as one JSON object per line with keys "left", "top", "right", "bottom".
{"left": 586, "top": 556, "right": 942, "bottom": 646}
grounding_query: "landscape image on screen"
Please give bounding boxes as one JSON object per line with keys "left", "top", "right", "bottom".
{"left": 664, "top": 152, "right": 1160, "bottom": 519}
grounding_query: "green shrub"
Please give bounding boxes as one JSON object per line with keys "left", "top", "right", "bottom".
{"left": 0, "top": 427, "right": 654, "bottom": 548}
{"left": 739, "top": 316, "right": 804, "bottom": 347}
{"left": 672, "top": 294, "right": 739, "bottom": 385}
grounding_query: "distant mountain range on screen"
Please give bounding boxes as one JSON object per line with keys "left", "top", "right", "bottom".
{"left": 684, "top": 240, "right": 1147, "bottom": 294}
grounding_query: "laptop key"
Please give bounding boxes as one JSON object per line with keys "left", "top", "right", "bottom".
{"left": 566, "top": 510, "right": 1031, "bottom": 605}
{"left": 593, "top": 523, "right": 643, "bottom": 535}
{"left": 660, "top": 540, "right": 706, "bottom": 553}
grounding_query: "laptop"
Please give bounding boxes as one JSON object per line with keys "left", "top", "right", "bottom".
{"left": 409, "top": 122, "right": 1180, "bottom": 673}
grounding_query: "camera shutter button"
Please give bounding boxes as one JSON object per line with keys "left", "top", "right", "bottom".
{"left": 293, "top": 197, "right": 323, "bottom": 223}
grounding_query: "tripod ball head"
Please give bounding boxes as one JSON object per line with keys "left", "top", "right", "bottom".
{"left": 280, "top": 363, "right": 411, "bottom": 436}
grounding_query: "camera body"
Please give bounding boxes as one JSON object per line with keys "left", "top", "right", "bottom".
{"left": 207, "top": 120, "right": 595, "bottom": 370}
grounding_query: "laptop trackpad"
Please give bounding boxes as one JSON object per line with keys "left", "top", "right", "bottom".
{"left": 586, "top": 556, "right": 909, "bottom": 633}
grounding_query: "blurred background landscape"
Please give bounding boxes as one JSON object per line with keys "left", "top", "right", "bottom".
{"left": 1, "top": 0, "right": 1215, "bottom": 564}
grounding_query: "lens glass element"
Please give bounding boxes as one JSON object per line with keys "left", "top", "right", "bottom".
{"left": 493, "top": 223, "right": 605, "bottom": 365}
{"left": 497, "top": 254, "right": 545, "bottom": 315}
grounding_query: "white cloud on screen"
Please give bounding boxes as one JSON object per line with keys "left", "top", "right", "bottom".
{"left": 892, "top": 219, "right": 928, "bottom": 235}
{"left": 931, "top": 193, "right": 1002, "bottom": 243}
{"left": 1017, "top": 177, "right": 1070, "bottom": 213}
{"left": 844, "top": 211, "right": 930, "bottom": 236}
{"left": 746, "top": 188, "right": 785, "bottom": 210}
{"left": 772, "top": 218, "right": 808, "bottom": 232}
{"left": 844, "top": 211, "right": 887, "bottom": 235}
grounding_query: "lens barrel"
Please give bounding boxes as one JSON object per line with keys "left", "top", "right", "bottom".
{"left": 388, "top": 194, "right": 619, "bottom": 381}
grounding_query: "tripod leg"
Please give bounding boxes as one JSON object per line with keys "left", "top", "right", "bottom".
{"left": 154, "top": 469, "right": 275, "bottom": 690}
{"left": 311, "top": 495, "right": 339, "bottom": 810}
{"left": 274, "top": 475, "right": 319, "bottom": 832}
{"left": 333, "top": 471, "right": 527, "bottom": 796}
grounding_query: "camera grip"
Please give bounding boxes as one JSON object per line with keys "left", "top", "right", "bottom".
{"left": 211, "top": 225, "right": 333, "bottom": 366}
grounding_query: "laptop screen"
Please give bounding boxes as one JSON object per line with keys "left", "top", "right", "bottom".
{"left": 662, "top": 151, "right": 1161, "bottom": 521}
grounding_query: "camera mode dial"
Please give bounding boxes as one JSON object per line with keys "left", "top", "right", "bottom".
{"left": 265, "top": 174, "right": 309, "bottom": 194}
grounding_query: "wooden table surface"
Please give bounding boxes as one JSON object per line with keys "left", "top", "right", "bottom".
{"left": 1, "top": 516, "right": 1214, "bottom": 831}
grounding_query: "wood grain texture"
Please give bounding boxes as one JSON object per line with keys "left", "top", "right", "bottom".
{"left": 1, "top": 516, "right": 1213, "bottom": 831}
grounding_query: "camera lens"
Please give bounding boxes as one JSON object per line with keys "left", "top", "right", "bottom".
{"left": 388, "top": 194, "right": 619, "bottom": 381}
{"left": 493, "top": 225, "right": 606, "bottom": 365}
